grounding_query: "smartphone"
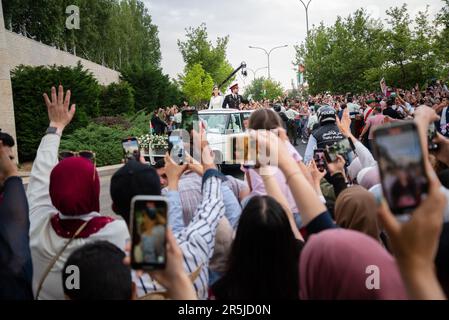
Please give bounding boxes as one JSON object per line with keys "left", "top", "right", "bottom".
{"left": 129, "top": 196, "right": 167, "bottom": 270}
{"left": 225, "top": 133, "right": 258, "bottom": 167}
{"left": 323, "top": 138, "right": 355, "bottom": 165}
{"left": 168, "top": 133, "right": 186, "bottom": 165}
{"left": 372, "top": 121, "right": 429, "bottom": 215}
{"left": 122, "top": 137, "right": 140, "bottom": 162}
{"left": 181, "top": 109, "right": 199, "bottom": 133}
{"left": 313, "top": 148, "right": 326, "bottom": 172}
{"left": 428, "top": 123, "right": 439, "bottom": 151}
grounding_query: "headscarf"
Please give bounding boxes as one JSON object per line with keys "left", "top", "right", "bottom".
{"left": 334, "top": 186, "right": 381, "bottom": 242}
{"left": 49, "top": 157, "right": 113, "bottom": 238}
{"left": 347, "top": 158, "right": 362, "bottom": 182}
{"left": 299, "top": 229, "right": 407, "bottom": 300}
{"left": 357, "top": 166, "right": 380, "bottom": 190}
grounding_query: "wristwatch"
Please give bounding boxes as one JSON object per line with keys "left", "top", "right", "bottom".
{"left": 46, "top": 126, "right": 61, "bottom": 137}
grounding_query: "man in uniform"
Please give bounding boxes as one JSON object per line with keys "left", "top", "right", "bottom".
{"left": 222, "top": 83, "right": 248, "bottom": 109}
{"left": 303, "top": 106, "right": 344, "bottom": 164}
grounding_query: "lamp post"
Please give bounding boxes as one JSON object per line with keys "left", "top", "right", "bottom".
{"left": 248, "top": 45, "right": 288, "bottom": 79}
{"left": 247, "top": 66, "right": 268, "bottom": 80}
{"left": 299, "top": 0, "right": 312, "bottom": 37}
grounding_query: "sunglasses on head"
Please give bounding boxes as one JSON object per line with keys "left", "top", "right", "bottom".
{"left": 58, "top": 150, "right": 96, "bottom": 163}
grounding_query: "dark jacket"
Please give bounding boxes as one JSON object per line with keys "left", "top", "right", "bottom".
{"left": 222, "top": 94, "right": 248, "bottom": 109}
{"left": 312, "top": 123, "right": 344, "bottom": 149}
{"left": 0, "top": 177, "right": 33, "bottom": 300}
{"left": 151, "top": 115, "right": 167, "bottom": 135}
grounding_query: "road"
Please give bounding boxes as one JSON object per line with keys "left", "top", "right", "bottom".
{"left": 99, "top": 140, "right": 308, "bottom": 216}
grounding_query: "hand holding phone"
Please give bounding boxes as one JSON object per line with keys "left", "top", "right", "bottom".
{"left": 130, "top": 196, "right": 168, "bottom": 270}
{"left": 373, "top": 121, "right": 429, "bottom": 216}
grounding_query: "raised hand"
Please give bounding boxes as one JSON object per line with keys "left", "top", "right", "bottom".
{"left": 378, "top": 166, "right": 446, "bottom": 300}
{"left": 43, "top": 85, "right": 76, "bottom": 132}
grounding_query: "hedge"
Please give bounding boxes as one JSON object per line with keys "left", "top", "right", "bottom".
{"left": 59, "top": 111, "right": 150, "bottom": 167}
{"left": 11, "top": 63, "right": 101, "bottom": 161}
{"left": 100, "top": 81, "right": 135, "bottom": 116}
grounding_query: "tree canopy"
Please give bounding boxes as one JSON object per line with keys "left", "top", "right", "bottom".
{"left": 181, "top": 63, "right": 214, "bottom": 106}
{"left": 177, "top": 23, "right": 234, "bottom": 92}
{"left": 296, "top": 2, "right": 449, "bottom": 94}
{"left": 3, "top": 0, "right": 161, "bottom": 70}
{"left": 244, "top": 77, "right": 284, "bottom": 101}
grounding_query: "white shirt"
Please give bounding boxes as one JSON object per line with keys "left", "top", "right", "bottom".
{"left": 209, "top": 95, "right": 224, "bottom": 110}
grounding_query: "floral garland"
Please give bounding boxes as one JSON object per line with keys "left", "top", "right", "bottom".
{"left": 137, "top": 134, "right": 168, "bottom": 150}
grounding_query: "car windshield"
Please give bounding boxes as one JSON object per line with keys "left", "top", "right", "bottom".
{"left": 199, "top": 114, "right": 229, "bottom": 133}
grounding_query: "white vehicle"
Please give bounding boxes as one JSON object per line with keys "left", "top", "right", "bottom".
{"left": 199, "top": 109, "right": 253, "bottom": 165}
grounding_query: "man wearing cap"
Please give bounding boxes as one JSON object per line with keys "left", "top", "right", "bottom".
{"left": 303, "top": 105, "right": 344, "bottom": 164}
{"left": 222, "top": 83, "right": 248, "bottom": 109}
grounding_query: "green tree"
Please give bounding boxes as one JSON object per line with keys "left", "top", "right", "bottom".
{"left": 435, "top": 0, "right": 449, "bottom": 79}
{"left": 244, "top": 77, "right": 284, "bottom": 101}
{"left": 182, "top": 63, "right": 214, "bottom": 106}
{"left": 121, "top": 64, "right": 183, "bottom": 112}
{"left": 295, "top": 3, "right": 448, "bottom": 94}
{"left": 177, "top": 23, "right": 234, "bottom": 90}
{"left": 100, "top": 81, "right": 135, "bottom": 116}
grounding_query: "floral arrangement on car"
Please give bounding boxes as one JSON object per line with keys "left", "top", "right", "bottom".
{"left": 138, "top": 134, "right": 168, "bottom": 154}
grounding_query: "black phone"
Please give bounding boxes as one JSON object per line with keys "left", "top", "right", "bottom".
{"left": 372, "top": 121, "right": 429, "bottom": 215}
{"left": 122, "top": 137, "right": 140, "bottom": 162}
{"left": 428, "top": 123, "right": 439, "bottom": 151}
{"left": 181, "top": 109, "right": 199, "bottom": 133}
{"left": 313, "top": 148, "right": 326, "bottom": 172}
{"left": 130, "top": 196, "right": 168, "bottom": 270}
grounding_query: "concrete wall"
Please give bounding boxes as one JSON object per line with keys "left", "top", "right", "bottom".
{"left": 4, "top": 31, "right": 120, "bottom": 85}
{"left": 0, "top": 0, "right": 18, "bottom": 159}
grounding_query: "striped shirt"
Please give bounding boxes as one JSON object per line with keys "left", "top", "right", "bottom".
{"left": 135, "top": 172, "right": 225, "bottom": 299}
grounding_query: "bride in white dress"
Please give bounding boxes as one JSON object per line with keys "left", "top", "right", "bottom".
{"left": 209, "top": 86, "right": 224, "bottom": 110}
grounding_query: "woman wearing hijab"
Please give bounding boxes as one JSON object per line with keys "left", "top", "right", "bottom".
{"left": 334, "top": 185, "right": 381, "bottom": 242}
{"left": 299, "top": 229, "right": 407, "bottom": 300}
{"left": 27, "top": 86, "right": 129, "bottom": 299}
{"left": 209, "top": 86, "right": 224, "bottom": 110}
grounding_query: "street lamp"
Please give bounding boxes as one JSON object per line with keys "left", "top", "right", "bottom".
{"left": 248, "top": 45, "right": 288, "bottom": 79}
{"left": 299, "top": 0, "right": 312, "bottom": 37}
{"left": 247, "top": 66, "right": 268, "bottom": 80}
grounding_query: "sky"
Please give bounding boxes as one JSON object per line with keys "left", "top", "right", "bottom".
{"left": 143, "top": 0, "right": 444, "bottom": 91}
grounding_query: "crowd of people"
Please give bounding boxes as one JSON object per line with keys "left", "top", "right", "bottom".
{"left": 1, "top": 80, "right": 449, "bottom": 301}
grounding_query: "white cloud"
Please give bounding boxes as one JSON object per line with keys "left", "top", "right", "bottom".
{"left": 144, "top": 0, "right": 444, "bottom": 91}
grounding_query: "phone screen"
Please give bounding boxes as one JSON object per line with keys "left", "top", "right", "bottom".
{"left": 122, "top": 138, "right": 140, "bottom": 162}
{"left": 313, "top": 149, "right": 326, "bottom": 172}
{"left": 428, "top": 123, "right": 439, "bottom": 151}
{"left": 168, "top": 134, "right": 185, "bottom": 165}
{"left": 181, "top": 110, "right": 199, "bottom": 133}
{"left": 130, "top": 197, "right": 167, "bottom": 270}
{"left": 324, "top": 138, "right": 354, "bottom": 164}
{"left": 373, "top": 122, "right": 429, "bottom": 215}
{"left": 225, "top": 134, "right": 258, "bottom": 166}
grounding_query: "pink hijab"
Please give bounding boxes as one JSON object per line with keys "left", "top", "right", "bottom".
{"left": 299, "top": 229, "right": 407, "bottom": 300}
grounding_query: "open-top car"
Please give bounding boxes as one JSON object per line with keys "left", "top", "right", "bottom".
{"left": 198, "top": 109, "right": 252, "bottom": 165}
